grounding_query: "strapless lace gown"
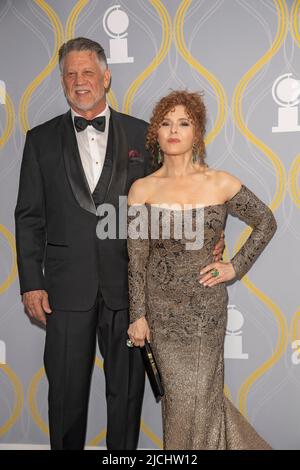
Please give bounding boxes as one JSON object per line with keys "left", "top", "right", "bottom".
{"left": 127, "top": 184, "right": 277, "bottom": 450}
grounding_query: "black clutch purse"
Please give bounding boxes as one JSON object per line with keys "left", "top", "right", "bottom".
{"left": 140, "top": 340, "right": 164, "bottom": 402}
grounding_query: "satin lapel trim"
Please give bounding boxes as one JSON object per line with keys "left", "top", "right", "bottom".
{"left": 61, "top": 111, "right": 97, "bottom": 215}
{"left": 105, "top": 108, "right": 128, "bottom": 207}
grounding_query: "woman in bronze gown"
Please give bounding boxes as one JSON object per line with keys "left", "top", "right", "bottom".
{"left": 127, "top": 90, "right": 277, "bottom": 450}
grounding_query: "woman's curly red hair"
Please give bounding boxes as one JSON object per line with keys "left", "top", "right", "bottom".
{"left": 146, "top": 90, "right": 207, "bottom": 169}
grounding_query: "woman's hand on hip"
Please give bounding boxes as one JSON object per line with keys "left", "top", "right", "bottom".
{"left": 199, "top": 261, "right": 236, "bottom": 287}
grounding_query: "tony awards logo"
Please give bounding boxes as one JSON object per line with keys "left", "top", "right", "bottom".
{"left": 103, "top": 5, "right": 134, "bottom": 64}
{"left": 224, "top": 305, "right": 249, "bottom": 359}
{"left": 0, "top": 79, "right": 6, "bottom": 105}
{"left": 272, "top": 73, "right": 300, "bottom": 133}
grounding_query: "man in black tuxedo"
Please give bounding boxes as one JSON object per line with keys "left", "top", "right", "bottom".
{"left": 15, "top": 37, "right": 224, "bottom": 450}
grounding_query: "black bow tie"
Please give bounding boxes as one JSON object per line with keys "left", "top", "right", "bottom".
{"left": 74, "top": 115, "right": 106, "bottom": 133}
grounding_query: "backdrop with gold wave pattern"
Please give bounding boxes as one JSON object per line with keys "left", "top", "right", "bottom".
{"left": 0, "top": 0, "right": 299, "bottom": 450}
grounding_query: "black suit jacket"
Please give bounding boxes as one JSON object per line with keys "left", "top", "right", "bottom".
{"left": 15, "top": 108, "right": 152, "bottom": 311}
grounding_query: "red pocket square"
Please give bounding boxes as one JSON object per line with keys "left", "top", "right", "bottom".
{"left": 128, "top": 149, "right": 142, "bottom": 160}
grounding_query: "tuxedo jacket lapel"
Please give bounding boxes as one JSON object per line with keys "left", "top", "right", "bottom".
{"left": 61, "top": 108, "right": 128, "bottom": 215}
{"left": 61, "top": 111, "right": 97, "bottom": 215}
{"left": 105, "top": 108, "right": 128, "bottom": 207}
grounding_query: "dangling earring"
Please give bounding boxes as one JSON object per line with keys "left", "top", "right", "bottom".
{"left": 157, "top": 144, "right": 162, "bottom": 164}
{"left": 192, "top": 143, "right": 199, "bottom": 164}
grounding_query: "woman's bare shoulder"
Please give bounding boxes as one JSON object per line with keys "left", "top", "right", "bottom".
{"left": 127, "top": 173, "right": 159, "bottom": 205}
{"left": 212, "top": 170, "right": 242, "bottom": 199}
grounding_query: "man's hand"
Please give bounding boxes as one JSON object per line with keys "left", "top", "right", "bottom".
{"left": 22, "top": 290, "right": 52, "bottom": 326}
{"left": 127, "top": 316, "right": 150, "bottom": 348}
{"left": 213, "top": 230, "right": 225, "bottom": 261}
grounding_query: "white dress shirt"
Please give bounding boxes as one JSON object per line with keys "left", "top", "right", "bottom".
{"left": 71, "top": 104, "right": 111, "bottom": 193}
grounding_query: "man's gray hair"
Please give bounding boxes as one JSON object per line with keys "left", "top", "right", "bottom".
{"left": 58, "top": 37, "right": 108, "bottom": 73}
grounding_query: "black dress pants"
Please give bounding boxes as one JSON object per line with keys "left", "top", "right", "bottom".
{"left": 44, "top": 288, "right": 145, "bottom": 450}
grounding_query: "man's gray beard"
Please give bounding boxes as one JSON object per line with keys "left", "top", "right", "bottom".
{"left": 64, "top": 92, "right": 106, "bottom": 113}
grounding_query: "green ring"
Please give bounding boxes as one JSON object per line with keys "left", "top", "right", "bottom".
{"left": 211, "top": 268, "right": 219, "bottom": 278}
